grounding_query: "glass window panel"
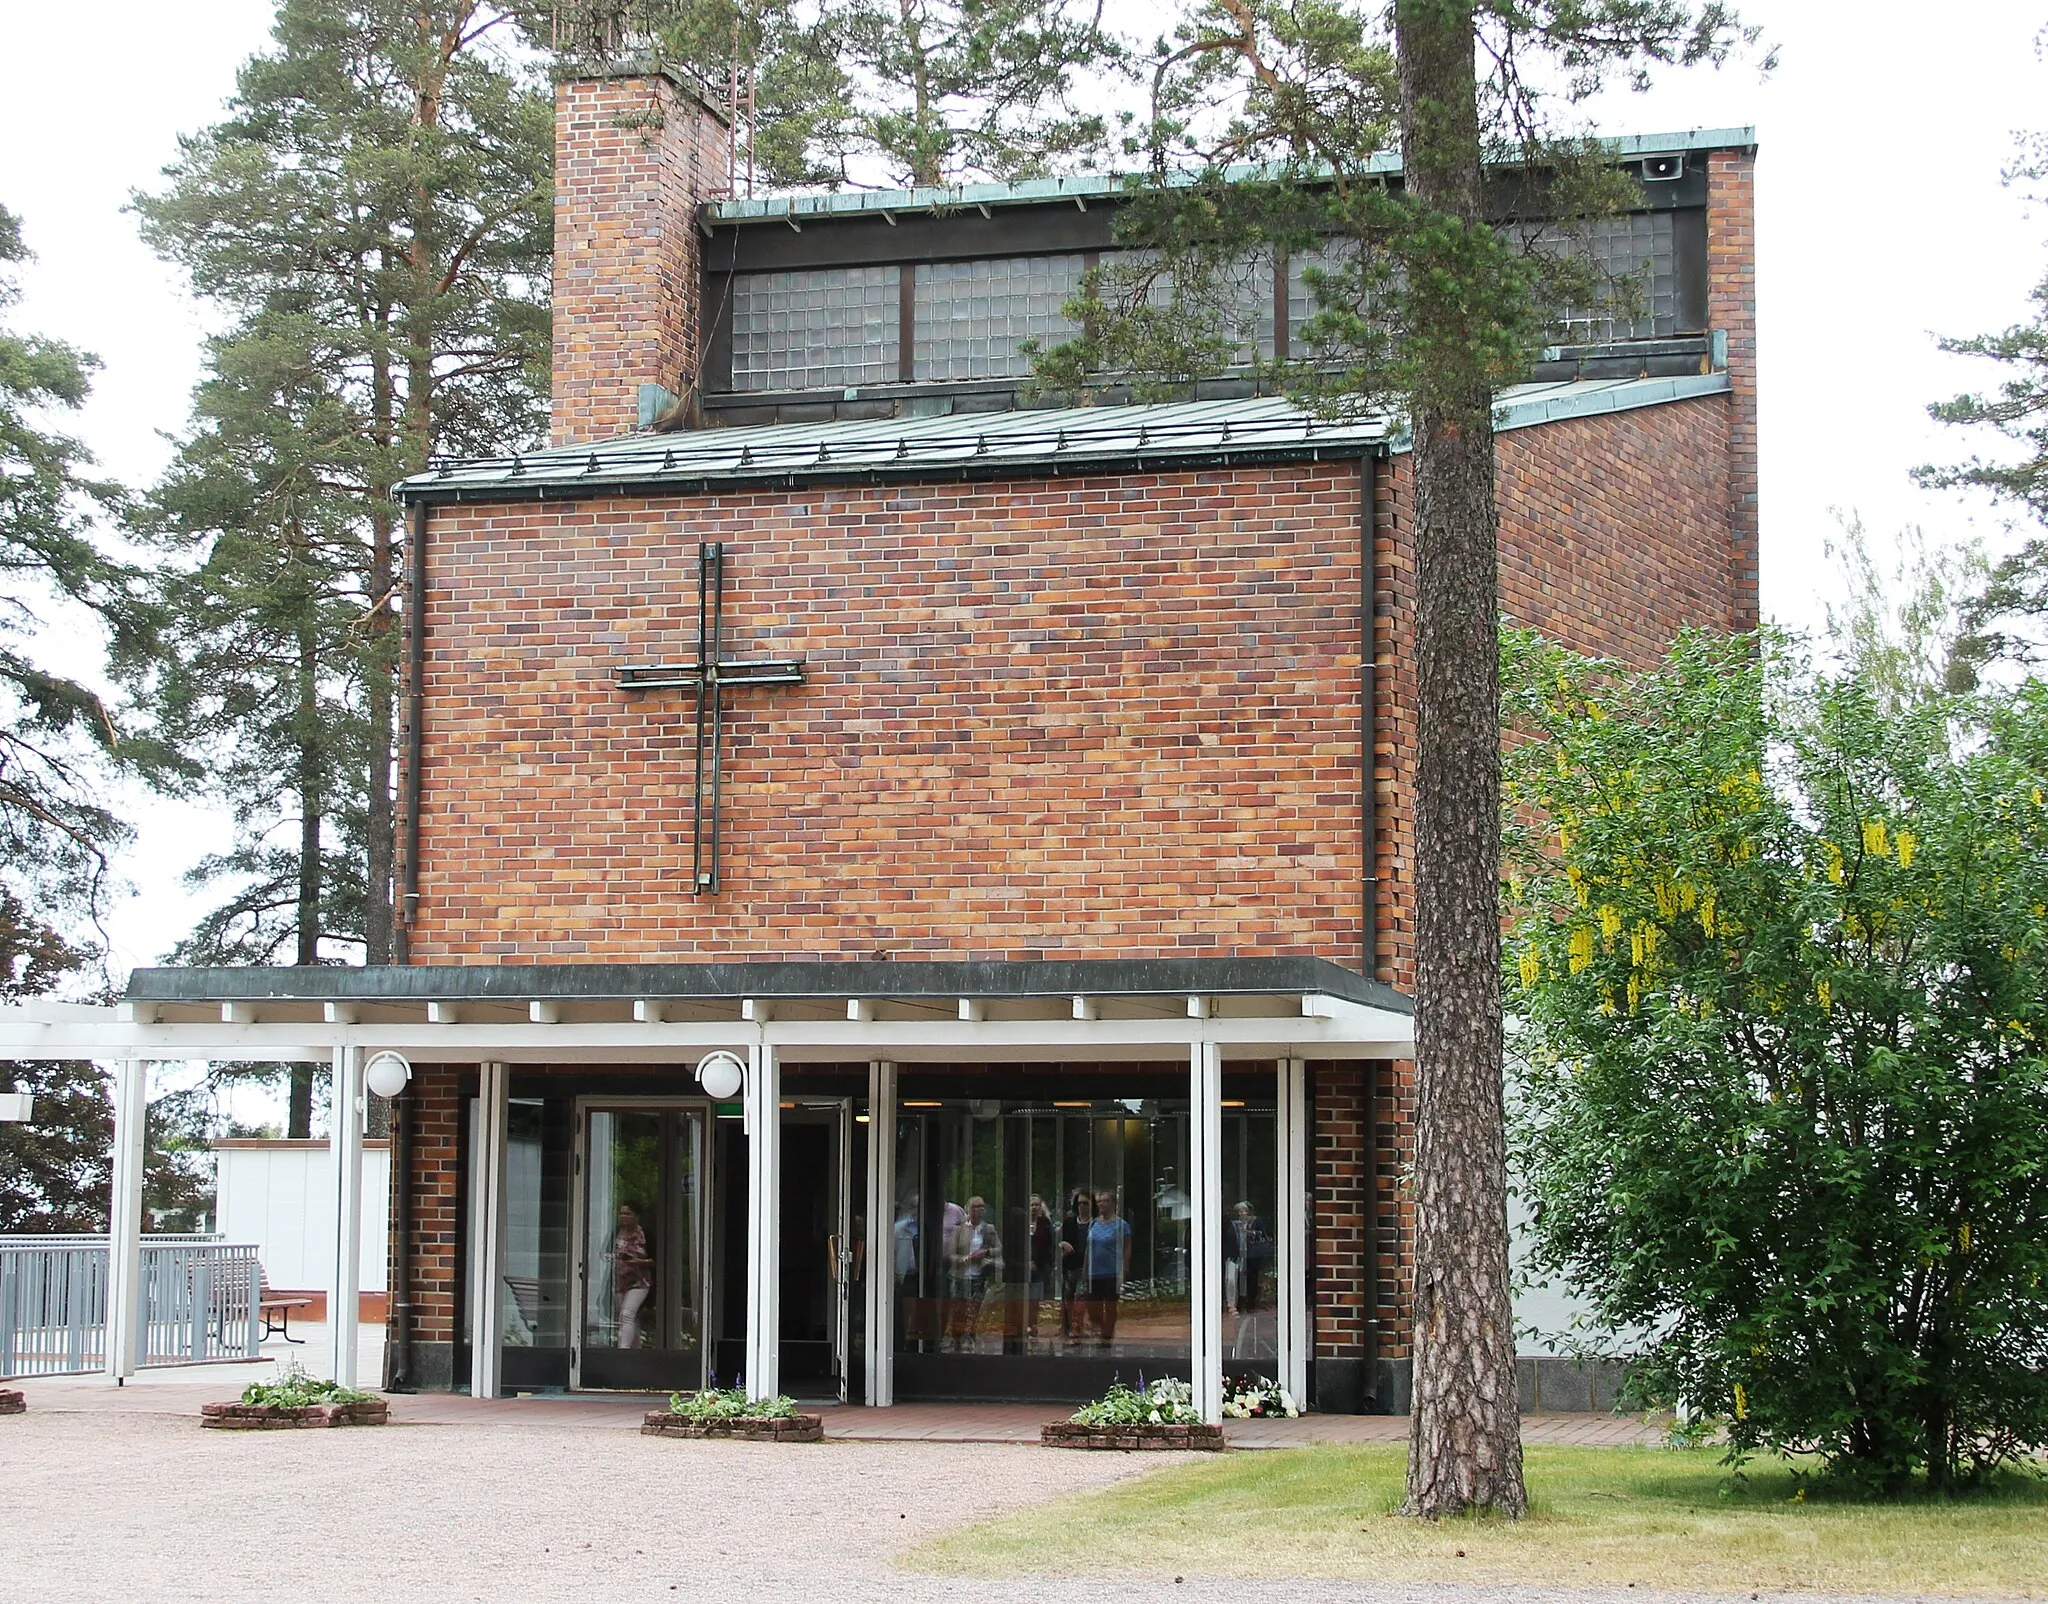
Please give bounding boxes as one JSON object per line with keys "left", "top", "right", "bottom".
{"left": 501, "top": 1098, "right": 571, "bottom": 1350}
{"left": 730, "top": 265, "right": 901, "bottom": 392}
{"left": 1522, "top": 210, "right": 1680, "bottom": 342}
{"left": 1221, "top": 1108, "right": 1279, "bottom": 1367}
{"left": 1106, "top": 248, "right": 1277, "bottom": 363}
{"left": 584, "top": 1109, "right": 666, "bottom": 1352}
{"left": 913, "top": 255, "right": 1088, "bottom": 380}
{"left": 893, "top": 1089, "right": 1216, "bottom": 1369}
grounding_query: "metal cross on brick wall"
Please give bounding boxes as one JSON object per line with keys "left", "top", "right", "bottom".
{"left": 616, "top": 542, "right": 805, "bottom": 894}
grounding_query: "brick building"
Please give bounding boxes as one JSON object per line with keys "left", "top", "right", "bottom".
{"left": 7, "top": 67, "right": 1759, "bottom": 1415}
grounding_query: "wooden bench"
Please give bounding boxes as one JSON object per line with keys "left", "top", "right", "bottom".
{"left": 259, "top": 1273, "right": 312, "bottom": 1344}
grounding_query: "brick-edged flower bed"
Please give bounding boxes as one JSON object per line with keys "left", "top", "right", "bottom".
{"left": 1047, "top": 1377, "right": 1226, "bottom": 1450}
{"left": 640, "top": 1410, "right": 822, "bottom": 1442}
{"left": 201, "top": 1399, "right": 389, "bottom": 1430}
{"left": 0, "top": 1388, "right": 24, "bottom": 1415}
{"left": 1041, "top": 1420, "right": 1224, "bottom": 1451}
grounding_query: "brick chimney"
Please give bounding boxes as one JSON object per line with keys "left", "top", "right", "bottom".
{"left": 552, "top": 67, "right": 728, "bottom": 446}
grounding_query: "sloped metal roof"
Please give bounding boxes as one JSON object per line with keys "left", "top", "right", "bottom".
{"left": 706, "top": 128, "right": 1758, "bottom": 228}
{"left": 397, "top": 373, "right": 1729, "bottom": 503}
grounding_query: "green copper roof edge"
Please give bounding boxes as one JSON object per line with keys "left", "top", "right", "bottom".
{"left": 705, "top": 127, "right": 1757, "bottom": 226}
{"left": 397, "top": 378, "right": 1728, "bottom": 500}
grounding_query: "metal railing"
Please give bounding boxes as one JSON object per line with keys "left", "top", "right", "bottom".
{"left": 0, "top": 1236, "right": 264, "bottom": 1378}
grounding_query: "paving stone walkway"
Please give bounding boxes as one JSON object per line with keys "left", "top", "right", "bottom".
{"left": 16, "top": 1325, "right": 1660, "bottom": 1448}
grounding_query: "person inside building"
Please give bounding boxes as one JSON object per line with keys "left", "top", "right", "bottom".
{"left": 1025, "top": 1193, "right": 1054, "bottom": 1340}
{"left": 1086, "top": 1188, "right": 1133, "bottom": 1349}
{"left": 1225, "top": 1199, "right": 1274, "bottom": 1359}
{"left": 612, "top": 1203, "right": 654, "bottom": 1350}
{"left": 948, "top": 1195, "right": 1002, "bottom": 1350}
{"left": 1059, "top": 1188, "right": 1091, "bottom": 1342}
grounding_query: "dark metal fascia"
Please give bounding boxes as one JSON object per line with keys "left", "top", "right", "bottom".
{"left": 127, "top": 956, "right": 1412, "bottom": 1014}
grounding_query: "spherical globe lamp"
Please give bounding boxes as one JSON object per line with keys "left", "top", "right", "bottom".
{"left": 363, "top": 1050, "right": 414, "bottom": 1100}
{"left": 696, "top": 1050, "right": 746, "bottom": 1101}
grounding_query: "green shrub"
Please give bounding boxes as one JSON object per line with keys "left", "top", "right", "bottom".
{"left": 666, "top": 1386, "right": 800, "bottom": 1421}
{"left": 1503, "top": 629, "right": 2048, "bottom": 1494}
{"left": 1071, "top": 1377, "right": 1203, "bottom": 1426}
{"left": 241, "top": 1360, "right": 370, "bottom": 1408}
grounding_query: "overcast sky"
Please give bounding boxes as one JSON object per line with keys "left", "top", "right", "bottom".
{"left": 3, "top": 0, "right": 2045, "bottom": 989}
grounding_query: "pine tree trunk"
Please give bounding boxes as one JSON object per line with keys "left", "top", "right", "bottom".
{"left": 289, "top": 591, "right": 322, "bottom": 1141}
{"left": 1394, "top": 0, "right": 1526, "bottom": 1519}
{"left": 364, "top": 498, "right": 397, "bottom": 967}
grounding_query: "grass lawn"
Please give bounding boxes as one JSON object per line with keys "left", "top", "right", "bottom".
{"left": 907, "top": 1444, "right": 2048, "bottom": 1596}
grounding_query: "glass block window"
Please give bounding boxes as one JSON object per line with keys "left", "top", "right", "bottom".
{"left": 1106, "top": 249, "right": 1277, "bottom": 363}
{"left": 1529, "top": 210, "right": 1680, "bottom": 342}
{"left": 730, "top": 265, "right": 901, "bottom": 392}
{"left": 1285, "top": 240, "right": 1402, "bottom": 357}
{"left": 1285, "top": 241, "right": 1354, "bottom": 350}
{"left": 913, "top": 255, "right": 1088, "bottom": 380}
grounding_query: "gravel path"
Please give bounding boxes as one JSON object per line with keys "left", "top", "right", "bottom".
{"left": 0, "top": 1411, "right": 2005, "bottom": 1604}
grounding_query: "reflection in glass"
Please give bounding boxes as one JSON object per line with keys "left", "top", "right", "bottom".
{"left": 1221, "top": 1108, "right": 1279, "bottom": 1364}
{"left": 502, "top": 1098, "right": 569, "bottom": 1350}
{"left": 582, "top": 1108, "right": 703, "bottom": 1385}
{"left": 892, "top": 1088, "right": 1277, "bottom": 1371}
{"left": 586, "top": 1110, "right": 665, "bottom": 1350}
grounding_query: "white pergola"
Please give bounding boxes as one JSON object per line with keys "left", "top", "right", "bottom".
{"left": 0, "top": 959, "right": 1413, "bottom": 1422}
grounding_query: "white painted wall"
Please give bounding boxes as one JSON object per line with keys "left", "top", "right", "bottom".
{"left": 212, "top": 1140, "right": 390, "bottom": 1292}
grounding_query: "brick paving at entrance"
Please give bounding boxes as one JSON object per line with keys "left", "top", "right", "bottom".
{"left": 13, "top": 1320, "right": 1662, "bottom": 1445}
{"left": 20, "top": 1369, "right": 1659, "bottom": 1448}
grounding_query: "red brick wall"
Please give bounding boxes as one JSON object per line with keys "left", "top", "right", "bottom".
{"left": 1708, "top": 148, "right": 1761, "bottom": 632}
{"left": 1311, "top": 1062, "right": 1370, "bottom": 1364}
{"left": 405, "top": 467, "right": 1369, "bottom": 964}
{"left": 397, "top": 1065, "right": 463, "bottom": 1347}
{"left": 552, "top": 73, "right": 727, "bottom": 447}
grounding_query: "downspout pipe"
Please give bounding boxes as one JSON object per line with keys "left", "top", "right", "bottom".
{"left": 1359, "top": 451, "right": 1384, "bottom": 1410}
{"left": 1360, "top": 453, "right": 1381, "bottom": 979}
{"left": 398, "top": 498, "right": 428, "bottom": 956}
{"left": 386, "top": 497, "right": 425, "bottom": 1388}
{"left": 385, "top": 1085, "right": 415, "bottom": 1391}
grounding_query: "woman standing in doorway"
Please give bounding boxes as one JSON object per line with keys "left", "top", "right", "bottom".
{"left": 612, "top": 1203, "right": 655, "bottom": 1349}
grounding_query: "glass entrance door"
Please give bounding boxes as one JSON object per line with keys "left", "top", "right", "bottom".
{"left": 776, "top": 1102, "right": 851, "bottom": 1399}
{"left": 577, "top": 1105, "right": 706, "bottom": 1391}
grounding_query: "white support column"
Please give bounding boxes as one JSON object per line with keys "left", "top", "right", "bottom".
{"left": 863, "top": 1059, "right": 896, "bottom": 1407}
{"left": 105, "top": 1059, "right": 147, "bottom": 1383}
{"left": 1276, "top": 1056, "right": 1310, "bottom": 1409}
{"left": 468, "top": 1060, "right": 509, "bottom": 1399}
{"left": 327, "top": 1045, "right": 365, "bottom": 1387}
{"left": 744, "top": 1039, "right": 781, "bottom": 1402}
{"left": 1189, "top": 1039, "right": 1224, "bottom": 1425}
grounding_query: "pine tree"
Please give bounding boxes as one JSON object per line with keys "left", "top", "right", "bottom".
{"left": 1034, "top": 0, "right": 1760, "bottom": 1516}
{"left": 558, "top": 0, "right": 1128, "bottom": 189}
{"left": 1920, "top": 124, "right": 2048, "bottom": 680}
{"left": 0, "top": 204, "right": 146, "bottom": 942}
{"left": 130, "top": 1, "right": 553, "bottom": 1131}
